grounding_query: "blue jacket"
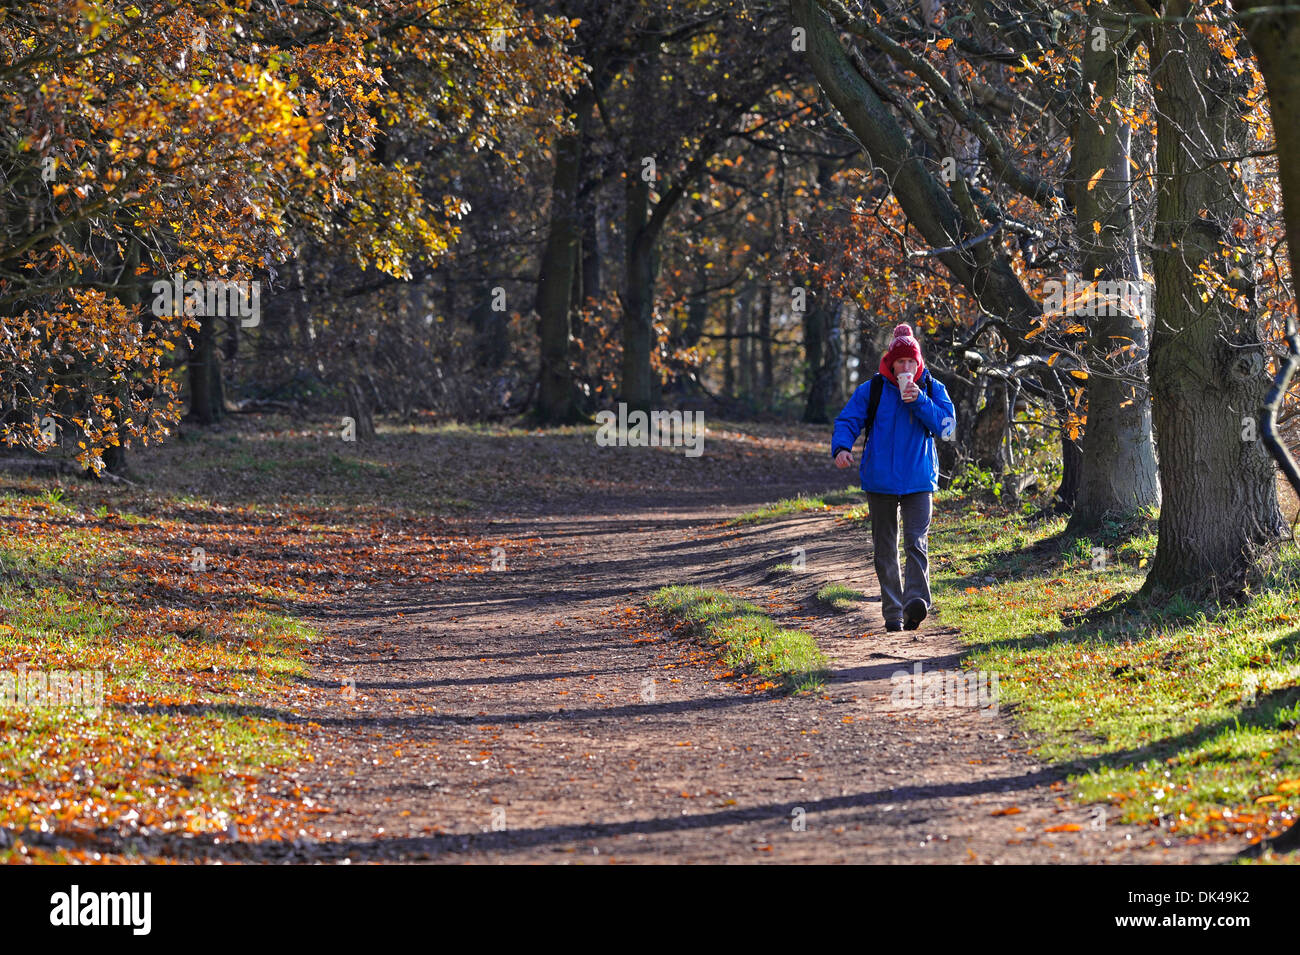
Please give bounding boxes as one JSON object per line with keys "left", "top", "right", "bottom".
{"left": 831, "top": 370, "right": 956, "bottom": 495}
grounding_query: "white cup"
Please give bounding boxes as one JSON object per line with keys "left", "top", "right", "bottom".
{"left": 897, "top": 372, "right": 913, "bottom": 397}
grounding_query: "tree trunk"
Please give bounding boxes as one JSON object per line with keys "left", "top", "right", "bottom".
{"left": 1141, "top": 2, "right": 1284, "bottom": 600}
{"left": 802, "top": 294, "right": 830, "bottom": 423}
{"left": 971, "top": 377, "right": 1012, "bottom": 475}
{"left": 187, "top": 314, "right": 224, "bottom": 425}
{"left": 570, "top": 232, "right": 584, "bottom": 321}
{"left": 825, "top": 301, "right": 842, "bottom": 409}
{"left": 1066, "top": 12, "right": 1160, "bottom": 532}
{"left": 843, "top": 306, "right": 857, "bottom": 398}
{"left": 103, "top": 235, "right": 141, "bottom": 473}
{"left": 723, "top": 293, "right": 735, "bottom": 397}
{"left": 928, "top": 365, "right": 978, "bottom": 489}
{"left": 620, "top": 216, "right": 658, "bottom": 410}
{"left": 683, "top": 259, "right": 708, "bottom": 349}
{"left": 535, "top": 90, "right": 590, "bottom": 424}
{"left": 759, "top": 283, "right": 773, "bottom": 398}
{"left": 345, "top": 378, "right": 376, "bottom": 441}
{"left": 1236, "top": 0, "right": 1300, "bottom": 858}
{"left": 737, "top": 285, "right": 753, "bottom": 397}
{"left": 860, "top": 314, "right": 880, "bottom": 384}
{"left": 1056, "top": 423, "right": 1084, "bottom": 513}
{"left": 619, "top": 41, "right": 661, "bottom": 413}
{"left": 1240, "top": 3, "right": 1300, "bottom": 277}
{"left": 582, "top": 192, "right": 603, "bottom": 307}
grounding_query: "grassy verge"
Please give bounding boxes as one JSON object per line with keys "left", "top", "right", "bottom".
{"left": 816, "top": 583, "right": 866, "bottom": 610}
{"left": 729, "top": 489, "right": 862, "bottom": 526}
{"left": 647, "top": 586, "right": 831, "bottom": 693}
{"left": 897, "top": 494, "right": 1300, "bottom": 856}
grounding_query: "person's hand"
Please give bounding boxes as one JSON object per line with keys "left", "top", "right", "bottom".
{"left": 834, "top": 450, "right": 853, "bottom": 469}
{"left": 901, "top": 380, "right": 919, "bottom": 402}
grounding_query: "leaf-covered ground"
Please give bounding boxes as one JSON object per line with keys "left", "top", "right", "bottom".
{"left": 1, "top": 414, "right": 1291, "bottom": 862}
{"left": 0, "top": 414, "right": 843, "bottom": 861}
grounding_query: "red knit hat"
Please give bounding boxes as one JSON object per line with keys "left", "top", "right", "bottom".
{"left": 879, "top": 323, "right": 925, "bottom": 384}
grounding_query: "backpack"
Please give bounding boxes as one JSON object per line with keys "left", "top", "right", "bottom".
{"left": 864, "top": 369, "right": 936, "bottom": 442}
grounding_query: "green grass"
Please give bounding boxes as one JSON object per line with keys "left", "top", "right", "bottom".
{"left": 0, "top": 492, "right": 319, "bottom": 861}
{"left": 917, "top": 495, "right": 1300, "bottom": 855}
{"left": 0, "top": 523, "right": 109, "bottom": 585}
{"left": 729, "top": 488, "right": 862, "bottom": 525}
{"left": 0, "top": 575, "right": 317, "bottom": 851}
{"left": 816, "top": 582, "right": 866, "bottom": 610}
{"left": 647, "top": 585, "right": 831, "bottom": 693}
{"left": 842, "top": 501, "right": 872, "bottom": 522}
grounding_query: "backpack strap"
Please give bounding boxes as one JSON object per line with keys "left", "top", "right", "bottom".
{"left": 863, "top": 374, "right": 884, "bottom": 442}
{"left": 919, "top": 369, "right": 937, "bottom": 437}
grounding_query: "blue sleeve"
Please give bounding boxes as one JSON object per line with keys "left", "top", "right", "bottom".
{"left": 906, "top": 378, "right": 956, "bottom": 440}
{"left": 831, "top": 384, "right": 870, "bottom": 456}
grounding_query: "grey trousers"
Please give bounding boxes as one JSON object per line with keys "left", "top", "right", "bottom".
{"left": 866, "top": 491, "right": 933, "bottom": 623}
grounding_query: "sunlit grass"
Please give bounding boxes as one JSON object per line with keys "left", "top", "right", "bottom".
{"left": 816, "top": 582, "right": 866, "bottom": 610}
{"left": 730, "top": 488, "right": 862, "bottom": 525}
{"left": 648, "top": 585, "right": 830, "bottom": 693}
{"left": 920, "top": 496, "right": 1300, "bottom": 853}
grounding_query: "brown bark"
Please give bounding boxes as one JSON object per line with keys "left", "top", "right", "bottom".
{"left": 802, "top": 294, "right": 835, "bottom": 423}
{"left": 103, "top": 234, "right": 140, "bottom": 473}
{"left": 1141, "top": 2, "right": 1285, "bottom": 599}
{"left": 1066, "top": 12, "right": 1160, "bottom": 531}
{"left": 1231, "top": 0, "right": 1300, "bottom": 860}
{"left": 345, "top": 378, "right": 376, "bottom": 442}
{"left": 723, "top": 293, "right": 735, "bottom": 397}
{"left": 971, "top": 378, "right": 1011, "bottom": 473}
{"left": 619, "top": 170, "right": 658, "bottom": 411}
{"left": 535, "top": 90, "right": 591, "bottom": 424}
{"left": 1055, "top": 421, "right": 1084, "bottom": 514}
{"left": 187, "top": 314, "right": 224, "bottom": 425}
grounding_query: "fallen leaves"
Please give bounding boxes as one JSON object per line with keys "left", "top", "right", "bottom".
{"left": 0, "top": 463, "right": 519, "bottom": 862}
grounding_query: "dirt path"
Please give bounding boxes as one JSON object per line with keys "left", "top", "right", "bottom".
{"left": 277, "top": 471, "right": 1235, "bottom": 864}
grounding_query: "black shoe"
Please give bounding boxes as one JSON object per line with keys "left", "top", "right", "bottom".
{"left": 903, "top": 599, "right": 928, "bottom": 630}
{"left": 885, "top": 619, "right": 903, "bottom": 632}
